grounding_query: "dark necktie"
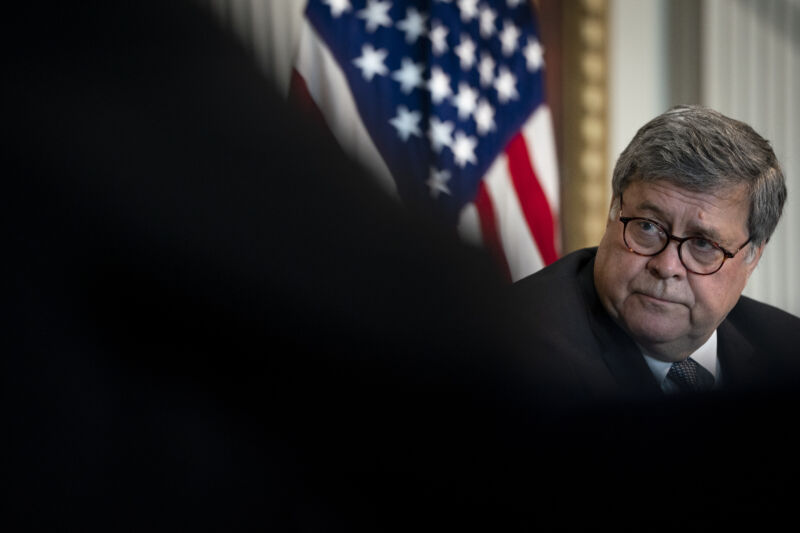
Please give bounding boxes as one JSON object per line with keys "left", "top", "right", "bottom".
{"left": 667, "top": 357, "right": 715, "bottom": 393}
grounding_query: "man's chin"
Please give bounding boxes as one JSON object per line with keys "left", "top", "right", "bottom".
{"left": 622, "top": 319, "right": 690, "bottom": 358}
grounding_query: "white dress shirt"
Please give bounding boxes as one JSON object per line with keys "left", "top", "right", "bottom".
{"left": 641, "top": 331, "right": 721, "bottom": 393}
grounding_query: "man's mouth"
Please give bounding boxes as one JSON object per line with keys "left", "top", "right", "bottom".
{"left": 636, "top": 291, "right": 682, "bottom": 306}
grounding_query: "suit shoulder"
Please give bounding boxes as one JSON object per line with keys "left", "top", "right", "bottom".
{"left": 514, "top": 247, "right": 597, "bottom": 290}
{"left": 728, "top": 295, "right": 800, "bottom": 331}
{"left": 726, "top": 296, "right": 800, "bottom": 363}
{"left": 510, "top": 247, "right": 598, "bottom": 322}
{"left": 721, "top": 296, "right": 800, "bottom": 387}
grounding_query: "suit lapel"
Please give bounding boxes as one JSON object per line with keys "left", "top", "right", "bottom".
{"left": 593, "top": 313, "right": 662, "bottom": 397}
{"left": 717, "top": 319, "right": 763, "bottom": 387}
{"left": 578, "top": 254, "right": 662, "bottom": 397}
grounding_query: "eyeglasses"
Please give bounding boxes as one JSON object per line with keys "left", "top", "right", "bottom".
{"left": 619, "top": 210, "right": 751, "bottom": 276}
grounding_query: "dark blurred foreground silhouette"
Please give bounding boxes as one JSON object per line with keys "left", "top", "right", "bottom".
{"left": 3, "top": 2, "right": 800, "bottom": 530}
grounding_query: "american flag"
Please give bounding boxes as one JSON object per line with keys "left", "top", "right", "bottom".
{"left": 291, "top": 0, "right": 559, "bottom": 280}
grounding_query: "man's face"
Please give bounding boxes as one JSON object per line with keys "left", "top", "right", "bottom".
{"left": 593, "top": 179, "right": 763, "bottom": 362}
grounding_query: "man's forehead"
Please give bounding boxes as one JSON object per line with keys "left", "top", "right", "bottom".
{"left": 623, "top": 179, "right": 749, "bottom": 208}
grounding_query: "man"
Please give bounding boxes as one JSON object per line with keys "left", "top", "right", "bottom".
{"left": 514, "top": 105, "right": 800, "bottom": 401}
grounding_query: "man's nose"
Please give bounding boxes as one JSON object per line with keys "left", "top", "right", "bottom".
{"left": 646, "top": 239, "right": 686, "bottom": 279}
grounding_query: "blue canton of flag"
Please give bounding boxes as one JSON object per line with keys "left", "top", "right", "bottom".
{"left": 304, "top": 0, "right": 547, "bottom": 226}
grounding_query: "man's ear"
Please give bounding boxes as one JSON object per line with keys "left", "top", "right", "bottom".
{"left": 606, "top": 196, "right": 620, "bottom": 227}
{"left": 744, "top": 242, "right": 766, "bottom": 278}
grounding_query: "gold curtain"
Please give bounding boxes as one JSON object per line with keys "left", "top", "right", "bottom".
{"left": 539, "top": 0, "right": 609, "bottom": 254}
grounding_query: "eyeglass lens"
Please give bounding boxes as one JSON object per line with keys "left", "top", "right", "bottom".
{"left": 624, "top": 218, "right": 725, "bottom": 274}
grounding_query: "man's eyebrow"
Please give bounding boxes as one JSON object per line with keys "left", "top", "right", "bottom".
{"left": 634, "top": 201, "right": 724, "bottom": 242}
{"left": 634, "top": 201, "right": 668, "bottom": 220}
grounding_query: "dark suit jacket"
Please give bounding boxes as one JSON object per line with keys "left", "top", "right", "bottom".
{"left": 512, "top": 247, "right": 800, "bottom": 403}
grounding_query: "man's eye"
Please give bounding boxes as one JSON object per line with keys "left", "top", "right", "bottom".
{"left": 691, "top": 238, "right": 714, "bottom": 251}
{"left": 637, "top": 220, "right": 660, "bottom": 234}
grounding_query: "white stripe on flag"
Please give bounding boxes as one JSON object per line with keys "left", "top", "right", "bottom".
{"left": 457, "top": 202, "right": 483, "bottom": 248}
{"left": 482, "top": 153, "right": 545, "bottom": 281}
{"left": 521, "top": 106, "right": 560, "bottom": 223}
{"left": 294, "top": 19, "right": 397, "bottom": 197}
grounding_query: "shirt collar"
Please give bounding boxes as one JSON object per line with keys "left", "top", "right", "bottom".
{"left": 641, "top": 331, "right": 720, "bottom": 391}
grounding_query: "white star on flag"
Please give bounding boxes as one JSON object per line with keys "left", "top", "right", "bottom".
{"left": 499, "top": 19, "right": 521, "bottom": 56}
{"left": 428, "top": 116, "right": 454, "bottom": 153}
{"left": 392, "top": 57, "right": 425, "bottom": 93}
{"left": 457, "top": 0, "right": 479, "bottom": 22}
{"left": 478, "top": 52, "right": 495, "bottom": 87}
{"left": 493, "top": 65, "right": 518, "bottom": 103}
{"left": 451, "top": 131, "right": 478, "bottom": 167}
{"left": 396, "top": 7, "right": 427, "bottom": 44}
{"left": 478, "top": 5, "right": 497, "bottom": 38}
{"left": 523, "top": 37, "right": 544, "bottom": 72}
{"left": 427, "top": 66, "right": 453, "bottom": 104}
{"left": 454, "top": 34, "right": 477, "bottom": 70}
{"left": 452, "top": 82, "right": 478, "bottom": 120}
{"left": 389, "top": 105, "right": 422, "bottom": 141}
{"left": 474, "top": 98, "right": 496, "bottom": 135}
{"left": 294, "top": 0, "right": 563, "bottom": 282}
{"left": 357, "top": 0, "right": 393, "bottom": 33}
{"left": 429, "top": 22, "right": 449, "bottom": 55}
{"left": 322, "top": 0, "right": 351, "bottom": 18}
{"left": 426, "top": 167, "right": 452, "bottom": 199}
{"left": 353, "top": 43, "right": 389, "bottom": 81}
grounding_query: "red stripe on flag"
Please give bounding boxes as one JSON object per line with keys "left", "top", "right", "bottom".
{"left": 474, "top": 182, "right": 512, "bottom": 282}
{"left": 505, "top": 133, "right": 559, "bottom": 266}
{"left": 288, "top": 69, "right": 333, "bottom": 135}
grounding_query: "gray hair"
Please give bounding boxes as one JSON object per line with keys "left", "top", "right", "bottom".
{"left": 611, "top": 105, "right": 786, "bottom": 248}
